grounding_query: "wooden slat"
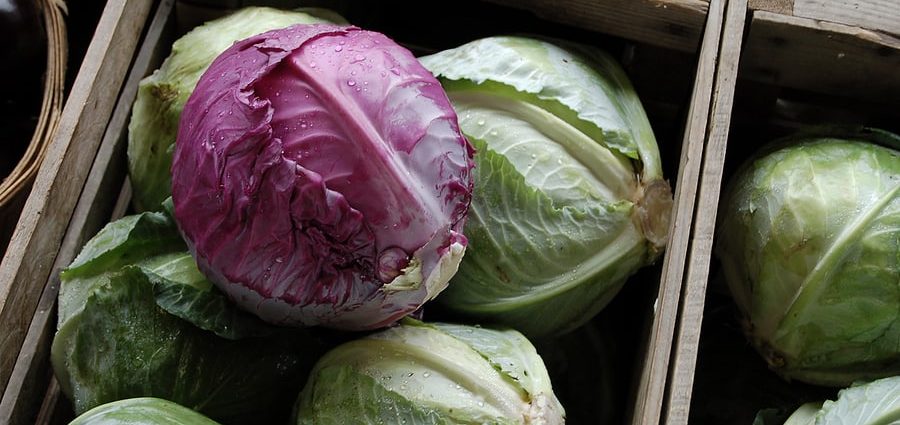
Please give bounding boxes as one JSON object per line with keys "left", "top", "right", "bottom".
{"left": 629, "top": 1, "right": 726, "bottom": 424}
{"left": 748, "top": 0, "right": 900, "bottom": 36}
{"left": 664, "top": 0, "right": 748, "bottom": 423}
{"left": 775, "top": 0, "right": 900, "bottom": 35}
{"left": 0, "top": 2, "right": 175, "bottom": 423}
{"left": 482, "top": 0, "right": 710, "bottom": 52}
{"left": 0, "top": 0, "right": 154, "bottom": 396}
{"left": 748, "top": 0, "right": 792, "bottom": 14}
{"left": 741, "top": 11, "right": 900, "bottom": 105}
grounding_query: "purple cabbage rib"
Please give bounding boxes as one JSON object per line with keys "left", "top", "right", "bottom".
{"left": 172, "top": 24, "right": 474, "bottom": 330}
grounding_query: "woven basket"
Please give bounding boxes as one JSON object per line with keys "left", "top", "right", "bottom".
{"left": 0, "top": 0, "right": 67, "bottom": 250}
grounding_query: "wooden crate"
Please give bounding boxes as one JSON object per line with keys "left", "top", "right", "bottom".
{"left": 0, "top": 0, "right": 723, "bottom": 423}
{"left": 664, "top": 1, "right": 900, "bottom": 424}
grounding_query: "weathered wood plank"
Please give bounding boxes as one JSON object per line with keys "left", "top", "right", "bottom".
{"left": 664, "top": 0, "right": 748, "bottom": 423}
{"left": 748, "top": 0, "right": 793, "bottom": 14}
{"left": 0, "top": 2, "right": 175, "bottom": 423}
{"left": 748, "top": 0, "right": 900, "bottom": 36}
{"left": 483, "top": 0, "right": 710, "bottom": 52}
{"left": 741, "top": 11, "right": 900, "bottom": 105}
{"left": 629, "top": 1, "right": 726, "bottom": 424}
{"left": 0, "top": 0, "right": 153, "bottom": 396}
{"left": 794, "top": 0, "right": 900, "bottom": 35}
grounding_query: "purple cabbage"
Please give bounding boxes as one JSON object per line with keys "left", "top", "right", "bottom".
{"left": 171, "top": 24, "right": 474, "bottom": 330}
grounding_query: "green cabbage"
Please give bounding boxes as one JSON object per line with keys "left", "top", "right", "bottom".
{"left": 294, "top": 319, "right": 564, "bottom": 424}
{"left": 68, "top": 398, "right": 221, "bottom": 425}
{"left": 717, "top": 130, "right": 900, "bottom": 386}
{"left": 420, "top": 36, "right": 672, "bottom": 337}
{"left": 51, "top": 204, "right": 323, "bottom": 423}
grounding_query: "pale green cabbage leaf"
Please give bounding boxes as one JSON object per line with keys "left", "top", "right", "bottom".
{"left": 420, "top": 36, "right": 672, "bottom": 337}
{"left": 294, "top": 319, "right": 564, "bottom": 424}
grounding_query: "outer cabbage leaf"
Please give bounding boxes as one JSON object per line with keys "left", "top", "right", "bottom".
{"left": 127, "top": 7, "right": 343, "bottom": 211}
{"left": 52, "top": 212, "right": 322, "bottom": 423}
{"left": 769, "top": 376, "right": 900, "bottom": 425}
{"left": 420, "top": 36, "right": 671, "bottom": 336}
{"left": 816, "top": 376, "right": 900, "bottom": 424}
{"left": 145, "top": 253, "right": 276, "bottom": 340}
{"left": 419, "top": 36, "right": 661, "bottom": 176}
{"left": 717, "top": 136, "right": 900, "bottom": 386}
{"left": 296, "top": 366, "right": 460, "bottom": 425}
{"left": 294, "top": 319, "right": 564, "bottom": 425}
{"left": 172, "top": 24, "right": 473, "bottom": 330}
{"left": 69, "top": 397, "right": 221, "bottom": 425}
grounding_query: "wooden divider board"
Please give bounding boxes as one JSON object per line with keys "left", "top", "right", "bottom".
{"left": 749, "top": 0, "right": 900, "bottom": 36}
{"left": 0, "top": 1, "right": 175, "bottom": 423}
{"left": 0, "top": 0, "right": 154, "bottom": 400}
{"left": 483, "top": 0, "right": 710, "bottom": 52}
{"left": 663, "top": 0, "right": 748, "bottom": 423}
{"left": 629, "top": 0, "right": 725, "bottom": 424}
{"left": 663, "top": 0, "right": 900, "bottom": 421}
{"left": 741, "top": 10, "right": 900, "bottom": 106}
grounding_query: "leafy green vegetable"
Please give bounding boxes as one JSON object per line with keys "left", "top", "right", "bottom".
{"left": 773, "top": 376, "right": 900, "bottom": 424}
{"left": 717, "top": 133, "right": 900, "bottom": 386}
{"left": 294, "top": 319, "right": 564, "bottom": 424}
{"left": 68, "top": 397, "right": 221, "bottom": 425}
{"left": 817, "top": 377, "right": 900, "bottom": 424}
{"left": 420, "top": 36, "right": 672, "bottom": 337}
{"left": 52, "top": 210, "right": 322, "bottom": 423}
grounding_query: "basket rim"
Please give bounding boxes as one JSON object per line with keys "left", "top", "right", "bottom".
{"left": 0, "top": 0, "right": 68, "bottom": 208}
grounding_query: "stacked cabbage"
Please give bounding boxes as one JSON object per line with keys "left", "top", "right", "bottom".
{"left": 52, "top": 5, "right": 675, "bottom": 424}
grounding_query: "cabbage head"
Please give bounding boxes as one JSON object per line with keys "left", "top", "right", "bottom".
{"left": 51, "top": 204, "right": 322, "bottom": 423}
{"left": 294, "top": 319, "right": 564, "bottom": 424}
{"left": 716, "top": 131, "right": 900, "bottom": 386}
{"left": 420, "top": 36, "right": 673, "bottom": 337}
{"left": 127, "top": 7, "right": 344, "bottom": 211}
{"left": 171, "top": 24, "right": 474, "bottom": 331}
{"left": 69, "top": 398, "right": 221, "bottom": 425}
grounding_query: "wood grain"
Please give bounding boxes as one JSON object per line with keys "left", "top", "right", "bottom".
{"left": 748, "top": 0, "right": 793, "bottom": 14}
{"left": 629, "top": 1, "right": 726, "bottom": 424}
{"left": 664, "top": 0, "right": 749, "bottom": 423}
{"left": 748, "top": 0, "right": 900, "bottom": 36}
{"left": 794, "top": 0, "right": 900, "bottom": 35}
{"left": 483, "top": 0, "right": 710, "bottom": 52}
{"left": 0, "top": 2, "right": 175, "bottom": 423}
{"left": 741, "top": 11, "right": 900, "bottom": 105}
{"left": 0, "top": 0, "right": 153, "bottom": 398}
